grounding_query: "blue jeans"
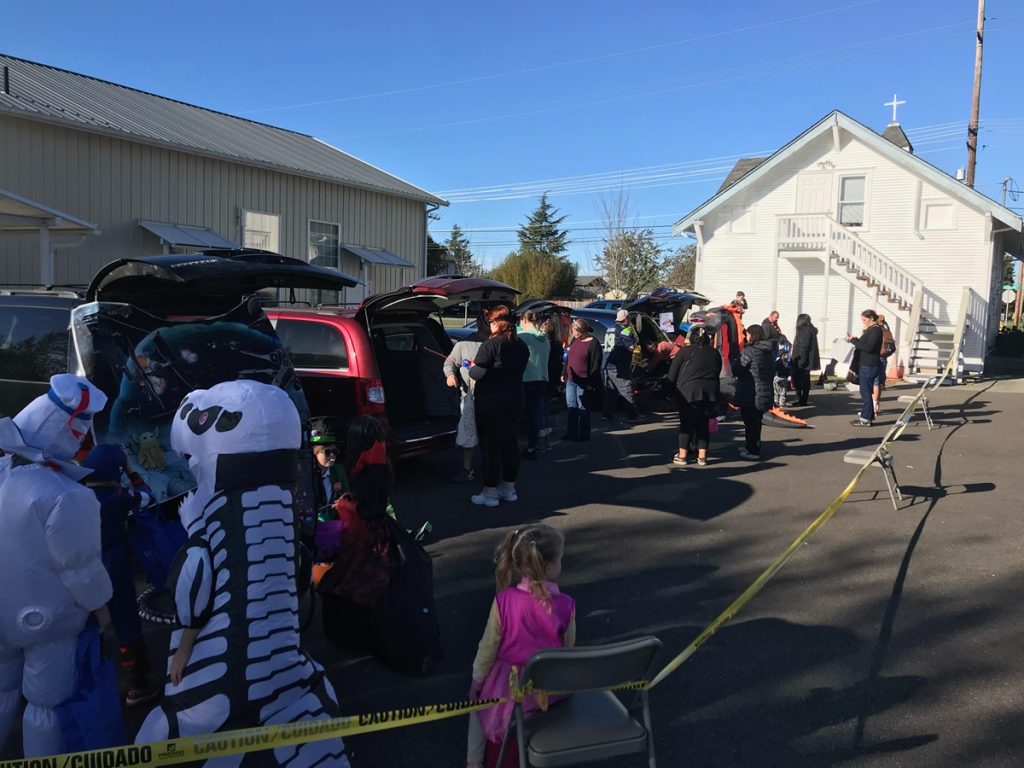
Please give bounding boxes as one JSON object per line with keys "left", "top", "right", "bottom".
{"left": 858, "top": 365, "right": 878, "bottom": 422}
{"left": 565, "top": 381, "right": 585, "bottom": 409}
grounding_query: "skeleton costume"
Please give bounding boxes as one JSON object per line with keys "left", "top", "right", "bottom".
{"left": 135, "top": 381, "right": 349, "bottom": 767}
{"left": 0, "top": 375, "right": 113, "bottom": 757}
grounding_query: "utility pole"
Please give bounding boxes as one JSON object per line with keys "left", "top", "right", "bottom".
{"left": 965, "top": 0, "right": 985, "bottom": 188}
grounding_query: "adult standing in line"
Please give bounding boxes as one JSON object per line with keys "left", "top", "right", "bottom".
{"left": 562, "top": 318, "right": 603, "bottom": 441}
{"left": 444, "top": 312, "right": 489, "bottom": 483}
{"left": 761, "top": 310, "right": 784, "bottom": 351}
{"left": 667, "top": 325, "right": 722, "bottom": 466}
{"left": 734, "top": 325, "right": 775, "bottom": 459}
{"left": 468, "top": 306, "right": 529, "bottom": 507}
{"left": 602, "top": 309, "right": 640, "bottom": 422}
{"left": 873, "top": 314, "right": 896, "bottom": 416}
{"left": 517, "top": 310, "right": 550, "bottom": 460}
{"left": 791, "top": 313, "right": 821, "bottom": 407}
{"left": 847, "top": 309, "right": 883, "bottom": 426}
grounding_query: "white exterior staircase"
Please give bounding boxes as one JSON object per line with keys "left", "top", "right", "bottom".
{"left": 776, "top": 214, "right": 970, "bottom": 380}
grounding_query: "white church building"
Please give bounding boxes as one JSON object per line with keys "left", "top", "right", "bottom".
{"left": 673, "top": 110, "right": 1023, "bottom": 378}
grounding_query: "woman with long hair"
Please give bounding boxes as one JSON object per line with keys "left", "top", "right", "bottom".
{"left": 667, "top": 325, "right": 722, "bottom": 466}
{"left": 562, "top": 318, "right": 602, "bottom": 441}
{"left": 791, "top": 313, "right": 820, "bottom": 407}
{"left": 468, "top": 305, "right": 530, "bottom": 506}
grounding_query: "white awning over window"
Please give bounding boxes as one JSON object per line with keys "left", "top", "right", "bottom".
{"left": 341, "top": 244, "right": 415, "bottom": 268}
{"left": 138, "top": 219, "right": 239, "bottom": 249}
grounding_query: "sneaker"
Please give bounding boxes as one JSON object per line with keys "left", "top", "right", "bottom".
{"left": 850, "top": 419, "right": 872, "bottom": 427}
{"left": 470, "top": 490, "right": 499, "bottom": 507}
{"left": 497, "top": 485, "right": 518, "bottom": 503}
{"left": 672, "top": 455, "right": 689, "bottom": 466}
{"left": 451, "top": 468, "right": 476, "bottom": 484}
{"left": 125, "top": 679, "right": 161, "bottom": 707}
{"left": 738, "top": 448, "right": 760, "bottom": 460}
{"left": 696, "top": 457, "right": 708, "bottom": 466}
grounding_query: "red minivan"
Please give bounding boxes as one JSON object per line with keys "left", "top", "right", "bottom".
{"left": 266, "top": 276, "right": 518, "bottom": 458}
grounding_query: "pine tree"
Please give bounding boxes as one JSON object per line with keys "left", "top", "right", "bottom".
{"left": 517, "top": 193, "right": 570, "bottom": 259}
{"left": 446, "top": 224, "right": 482, "bottom": 276}
{"left": 426, "top": 235, "right": 450, "bottom": 275}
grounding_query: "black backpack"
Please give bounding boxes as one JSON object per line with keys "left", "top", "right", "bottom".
{"left": 373, "top": 518, "right": 441, "bottom": 675}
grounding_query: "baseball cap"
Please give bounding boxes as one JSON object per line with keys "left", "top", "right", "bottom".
{"left": 615, "top": 309, "right": 629, "bottom": 322}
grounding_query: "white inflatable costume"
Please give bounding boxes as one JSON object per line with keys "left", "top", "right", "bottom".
{"left": 0, "top": 374, "right": 113, "bottom": 757}
{"left": 136, "top": 380, "right": 349, "bottom": 767}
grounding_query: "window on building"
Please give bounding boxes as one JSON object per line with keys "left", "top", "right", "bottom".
{"left": 922, "top": 202, "right": 955, "bottom": 231}
{"left": 837, "top": 176, "right": 866, "bottom": 227}
{"left": 308, "top": 221, "right": 341, "bottom": 270}
{"left": 242, "top": 210, "right": 280, "bottom": 252}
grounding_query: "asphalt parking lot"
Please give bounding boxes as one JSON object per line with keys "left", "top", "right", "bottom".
{"left": 328, "top": 376, "right": 1024, "bottom": 767}
{"left": 5, "top": 375, "right": 1020, "bottom": 767}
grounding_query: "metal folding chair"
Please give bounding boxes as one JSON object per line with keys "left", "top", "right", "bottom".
{"left": 497, "top": 636, "right": 662, "bottom": 768}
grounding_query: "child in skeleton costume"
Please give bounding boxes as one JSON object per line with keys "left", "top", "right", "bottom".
{"left": 0, "top": 375, "right": 114, "bottom": 757}
{"left": 136, "top": 380, "right": 350, "bottom": 767}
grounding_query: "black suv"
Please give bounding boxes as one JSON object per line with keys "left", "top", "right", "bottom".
{"left": 0, "top": 287, "right": 84, "bottom": 417}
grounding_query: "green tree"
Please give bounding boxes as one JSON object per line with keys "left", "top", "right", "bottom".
{"left": 517, "top": 193, "right": 570, "bottom": 259}
{"left": 426, "top": 235, "right": 450, "bottom": 275}
{"left": 597, "top": 229, "right": 665, "bottom": 297}
{"left": 446, "top": 224, "right": 482, "bottom": 276}
{"left": 662, "top": 244, "right": 697, "bottom": 290}
{"left": 490, "top": 249, "right": 577, "bottom": 300}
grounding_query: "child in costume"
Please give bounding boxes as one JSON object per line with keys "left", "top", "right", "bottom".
{"left": 319, "top": 415, "right": 397, "bottom": 653}
{"left": 466, "top": 524, "right": 575, "bottom": 768}
{"left": 310, "top": 416, "right": 348, "bottom": 520}
{"left": 135, "top": 380, "right": 350, "bottom": 767}
{"left": 81, "top": 443, "right": 161, "bottom": 707}
{"left": 0, "top": 375, "right": 113, "bottom": 757}
{"left": 773, "top": 344, "right": 793, "bottom": 409}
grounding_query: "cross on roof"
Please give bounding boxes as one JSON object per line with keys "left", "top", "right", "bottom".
{"left": 884, "top": 94, "right": 906, "bottom": 124}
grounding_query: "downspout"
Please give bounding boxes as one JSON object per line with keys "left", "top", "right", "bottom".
{"left": 693, "top": 221, "right": 705, "bottom": 293}
{"left": 424, "top": 202, "right": 441, "bottom": 278}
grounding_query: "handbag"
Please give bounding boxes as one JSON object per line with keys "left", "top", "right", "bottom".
{"left": 55, "top": 619, "right": 125, "bottom": 751}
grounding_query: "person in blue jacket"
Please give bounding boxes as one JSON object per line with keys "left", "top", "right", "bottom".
{"left": 82, "top": 444, "right": 161, "bottom": 708}
{"left": 602, "top": 309, "right": 640, "bottom": 422}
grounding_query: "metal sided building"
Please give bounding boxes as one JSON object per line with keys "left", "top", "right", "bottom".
{"left": 0, "top": 54, "right": 447, "bottom": 301}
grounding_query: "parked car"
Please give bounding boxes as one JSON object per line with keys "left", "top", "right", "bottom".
{"left": 267, "top": 276, "right": 519, "bottom": 459}
{"left": 569, "top": 307, "right": 676, "bottom": 397}
{"left": 0, "top": 286, "right": 84, "bottom": 417}
{"left": 624, "top": 287, "right": 711, "bottom": 338}
{"left": 583, "top": 299, "right": 625, "bottom": 311}
{"left": 446, "top": 298, "right": 575, "bottom": 344}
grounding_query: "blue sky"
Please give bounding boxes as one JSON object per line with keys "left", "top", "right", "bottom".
{"left": 4, "top": 0, "right": 1022, "bottom": 273}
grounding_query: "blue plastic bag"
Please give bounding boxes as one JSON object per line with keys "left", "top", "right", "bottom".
{"left": 55, "top": 620, "right": 126, "bottom": 751}
{"left": 128, "top": 504, "right": 188, "bottom": 588}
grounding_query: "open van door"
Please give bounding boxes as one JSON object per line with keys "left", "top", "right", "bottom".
{"left": 625, "top": 287, "right": 711, "bottom": 336}
{"left": 74, "top": 250, "right": 357, "bottom": 504}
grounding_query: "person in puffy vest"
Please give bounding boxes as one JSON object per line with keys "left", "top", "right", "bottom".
{"left": 602, "top": 309, "right": 639, "bottom": 422}
{"left": 0, "top": 375, "right": 113, "bottom": 757}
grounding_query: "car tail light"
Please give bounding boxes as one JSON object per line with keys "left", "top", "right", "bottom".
{"left": 356, "top": 378, "right": 386, "bottom": 414}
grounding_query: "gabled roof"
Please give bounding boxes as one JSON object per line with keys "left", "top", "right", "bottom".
{"left": 717, "top": 157, "right": 767, "bottom": 193}
{"left": 0, "top": 54, "right": 447, "bottom": 206}
{"left": 674, "top": 110, "right": 1022, "bottom": 235}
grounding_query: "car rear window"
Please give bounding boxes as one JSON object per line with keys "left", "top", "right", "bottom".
{"left": 0, "top": 306, "right": 72, "bottom": 381}
{"left": 273, "top": 318, "right": 348, "bottom": 369}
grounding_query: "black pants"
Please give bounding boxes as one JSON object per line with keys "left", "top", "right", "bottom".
{"left": 793, "top": 369, "right": 811, "bottom": 405}
{"left": 740, "top": 407, "right": 764, "bottom": 454}
{"left": 523, "top": 381, "right": 547, "bottom": 449}
{"left": 603, "top": 369, "right": 637, "bottom": 418}
{"left": 678, "top": 401, "right": 711, "bottom": 452}
{"left": 476, "top": 400, "right": 523, "bottom": 487}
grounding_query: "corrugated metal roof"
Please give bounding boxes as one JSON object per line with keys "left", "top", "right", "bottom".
{"left": 0, "top": 54, "right": 447, "bottom": 206}
{"left": 138, "top": 219, "right": 239, "bottom": 249}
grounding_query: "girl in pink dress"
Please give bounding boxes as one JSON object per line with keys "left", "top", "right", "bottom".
{"left": 466, "top": 524, "right": 576, "bottom": 768}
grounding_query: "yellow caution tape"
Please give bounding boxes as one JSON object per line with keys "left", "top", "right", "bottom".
{"left": 5, "top": 339, "right": 961, "bottom": 767}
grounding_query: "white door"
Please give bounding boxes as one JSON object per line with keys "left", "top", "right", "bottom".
{"left": 795, "top": 173, "right": 833, "bottom": 214}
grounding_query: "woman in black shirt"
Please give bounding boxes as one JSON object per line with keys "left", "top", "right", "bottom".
{"left": 468, "top": 305, "right": 529, "bottom": 506}
{"left": 667, "top": 325, "right": 722, "bottom": 466}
